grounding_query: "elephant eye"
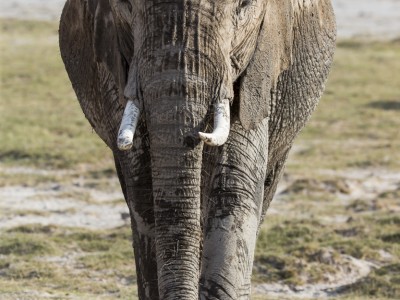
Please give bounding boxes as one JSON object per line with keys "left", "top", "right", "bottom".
{"left": 236, "top": 0, "right": 255, "bottom": 21}
{"left": 238, "top": 0, "right": 253, "bottom": 9}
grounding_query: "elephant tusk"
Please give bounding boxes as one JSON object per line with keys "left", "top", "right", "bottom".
{"left": 117, "top": 100, "right": 140, "bottom": 151}
{"left": 199, "top": 99, "right": 230, "bottom": 146}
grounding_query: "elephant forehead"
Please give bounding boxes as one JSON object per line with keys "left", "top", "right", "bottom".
{"left": 146, "top": 105, "right": 205, "bottom": 122}
{"left": 295, "top": 0, "right": 320, "bottom": 9}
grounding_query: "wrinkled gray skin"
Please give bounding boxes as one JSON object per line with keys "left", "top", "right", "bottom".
{"left": 59, "top": 0, "right": 336, "bottom": 299}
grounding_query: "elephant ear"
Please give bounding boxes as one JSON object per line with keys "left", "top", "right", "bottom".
{"left": 238, "top": 0, "right": 294, "bottom": 130}
{"left": 93, "top": 0, "right": 127, "bottom": 88}
{"left": 109, "top": 0, "right": 135, "bottom": 63}
{"left": 60, "top": 0, "right": 133, "bottom": 149}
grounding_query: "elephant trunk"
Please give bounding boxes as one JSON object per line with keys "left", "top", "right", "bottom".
{"left": 130, "top": 4, "right": 233, "bottom": 297}
{"left": 143, "top": 76, "right": 207, "bottom": 299}
{"left": 151, "top": 144, "right": 203, "bottom": 299}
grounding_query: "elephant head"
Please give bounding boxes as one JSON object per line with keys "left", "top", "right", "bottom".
{"left": 60, "top": 0, "right": 336, "bottom": 298}
{"left": 117, "top": 0, "right": 295, "bottom": 149}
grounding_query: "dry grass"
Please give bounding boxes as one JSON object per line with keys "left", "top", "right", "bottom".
{"left": 0, "top": 19, "right": 114, "bottom": 169}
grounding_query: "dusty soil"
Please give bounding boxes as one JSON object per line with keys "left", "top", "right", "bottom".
{"left": 2, "top": 165, "right": 399, "bottom": 232}
{"left": 0, "top": 166, "right": 128, "bottom": 230}
{"left": 1, "top": 0, "right": 400, "bottom": 39}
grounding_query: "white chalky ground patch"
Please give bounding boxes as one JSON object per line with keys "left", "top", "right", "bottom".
{"left": 0, "top": 181, "right": 128, "bottom": 230}
{"left": 254, "top": 255, "right": 377, "bottom": 298}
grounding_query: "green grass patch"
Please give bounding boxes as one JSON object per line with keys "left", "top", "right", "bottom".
{"left": 0, "top": 234, "right": 56, "bottom": 256}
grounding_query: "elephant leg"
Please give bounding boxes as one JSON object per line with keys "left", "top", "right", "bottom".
{"left": 200, "top": 119, "right": 269, "bottom": 300}
{"left": 114, "top": 123, "right": 159, "bottom": 300}
{"left": 260, "top": 147, "right": 291, "bottom": 225}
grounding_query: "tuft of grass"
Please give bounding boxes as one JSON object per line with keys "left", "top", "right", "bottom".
{"left": 338, "top": 264, "right": 400, "bottom": 299}
{"left": 0, "top": 234, "right": 56, "bottom": 257}
{"left": 68, "top": 230, "right": 132, "bottom": 253}
{"left": 6, "top": 224, "right": 59, "bottom": 234}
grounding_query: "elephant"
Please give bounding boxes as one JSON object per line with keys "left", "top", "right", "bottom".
{"left": 59, "top": 0, "right": 336, "bottom": 299}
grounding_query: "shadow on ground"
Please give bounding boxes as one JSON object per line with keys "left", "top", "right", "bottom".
{"left": 368, "top": 100, "right": 400, "bottom": 111}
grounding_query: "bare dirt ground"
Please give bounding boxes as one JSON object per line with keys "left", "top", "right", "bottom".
{"left": 2, "top": 166, "right": 399, "bottom": 232}
{"left": 0, "top": 166, "right": 128, "bottom": 230}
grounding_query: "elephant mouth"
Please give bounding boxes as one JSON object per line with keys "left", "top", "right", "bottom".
{"left": 117, "top": 98, "right": 231, "bottom": 150}
{"left": 117, "top": 68, "right": 232, "bottom": 150}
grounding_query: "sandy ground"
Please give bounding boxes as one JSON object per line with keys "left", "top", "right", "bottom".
{"left": 0, "top": 0, "right": 400, "bottom": 39}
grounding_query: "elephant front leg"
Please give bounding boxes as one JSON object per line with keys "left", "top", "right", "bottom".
{"left": 200, "top": 120, "right": 269, "bottom": 300}
{"left": 115, "top": 148, "right": 159, "bottom": 300}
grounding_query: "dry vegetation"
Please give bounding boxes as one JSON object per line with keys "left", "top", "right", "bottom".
{"left": 0, "top": 19, "right": 399, "bottom": 299}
